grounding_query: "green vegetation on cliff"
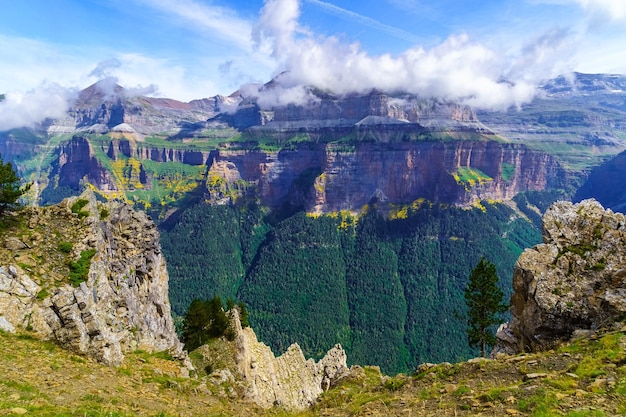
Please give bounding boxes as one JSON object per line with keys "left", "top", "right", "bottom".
{"left": 162, "top": 200, "right": 541, "bottom": 374}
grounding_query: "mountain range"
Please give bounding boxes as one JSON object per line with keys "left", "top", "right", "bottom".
{"left": 2, "top": 72, "right": 625, "bottom": 215}
{"left": 2, "top": 72, "right": 626, "bottom": 372}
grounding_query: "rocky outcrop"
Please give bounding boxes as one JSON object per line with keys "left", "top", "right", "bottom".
{"left": 0, "top": 190, "right": 185, "bottom": 367}
{"left": 496, "top": 199, "right": 626, "bottom": 354}
{"left": 231, "top": 311, "right": 348, "bottom": 410}
{"left": 52, "top": 136, "right": 116, "bottom": 192}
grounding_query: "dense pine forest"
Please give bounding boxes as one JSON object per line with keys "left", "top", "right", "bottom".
{"left": 160, "top": 198, "right": 542, "bottom": 374}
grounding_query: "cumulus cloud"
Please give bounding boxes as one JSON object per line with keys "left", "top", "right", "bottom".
{"left": 0, "top": 83, "right": 75, "bottom": 131}
{"left": 86, "top": 55, "right": 205, "bottom": 101}
{"left": 250, "top": 0, "right": 541, "bottom": 110}
{"left": 253, "top": 0, "right": 300, "bottom": 58}
{"left": 89, "top": 58, "right": 122, "bottom": 79}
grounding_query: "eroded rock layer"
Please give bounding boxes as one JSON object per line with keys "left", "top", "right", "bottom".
{"left": 51, "top": 135, "right": 564, "bottom": 212}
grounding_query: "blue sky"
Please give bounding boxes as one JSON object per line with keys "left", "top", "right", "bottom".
{"left": 0, "top": 0, "right": 625, "bottom": 129}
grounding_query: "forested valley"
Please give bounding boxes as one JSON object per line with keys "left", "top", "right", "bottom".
{"left": 160, "top": 197, "right": 543, "bottom": 374}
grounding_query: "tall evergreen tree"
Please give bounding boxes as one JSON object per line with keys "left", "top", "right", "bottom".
{"left": 0, "top": 155, "right": 30, "bottom": 216}
{"left": 464, "top": 257, "right": 508, "bottom": 357}
{"left": 181, "top": 296, "right": 231, "bottom": 351}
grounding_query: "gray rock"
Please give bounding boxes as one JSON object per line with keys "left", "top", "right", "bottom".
{"left": 496, "top": 199, "right": 626, "bottom": 353}
{"left": 0, "top": 316, "right": 15, "bottom": 332}
{"left": 0, "top": 189, "right": 186, "bottom": 368}
{"left": 232, "top": 309, "right": 348, "bottom": 410}
{"left": 4, "top": 237, "right": 28, "bottom": 251}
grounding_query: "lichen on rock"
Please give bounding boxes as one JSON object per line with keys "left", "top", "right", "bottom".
{"left": 496, "top": 199, "right": 626, "bottom": 354}
{"left": 0, "top": 189, "right": 185, "bottom": 368}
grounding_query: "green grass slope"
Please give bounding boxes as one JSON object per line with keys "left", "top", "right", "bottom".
{"left": 3, "top": 328, "right": 626, "bottom": 416}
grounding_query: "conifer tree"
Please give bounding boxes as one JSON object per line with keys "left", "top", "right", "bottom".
{"left": 0, "top": 155, "right": 30, "bottom": 216}
{"left": 181, "top": 296, "right": 231, "bottom": 351}
{"left": 464, "top": 257, "right": 508, "bottom": 357}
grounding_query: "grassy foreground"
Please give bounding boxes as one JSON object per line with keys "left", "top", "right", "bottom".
{"left": 2, "top": 329, "right": 626, "bottom": 416}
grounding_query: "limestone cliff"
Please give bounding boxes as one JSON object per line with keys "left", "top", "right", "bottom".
{"left": 0, "top": 190, "right": 184, "bottom": 367}
{"left": 41, "top": 133, "right": 564, "bottom": 212}
{"left": 496, "top": 199, "right": 626, "bottom": 354}
{"left": 230, "top": 311, "right": 348, "bottom": 410}
{"left": 47, "top": 81, "right": 222, "bottom": 136}
{"left": 206, "top": 140, "right": 564, "bottom": 212}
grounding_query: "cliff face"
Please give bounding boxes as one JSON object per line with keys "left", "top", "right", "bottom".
{"left": 496, "top": 199, "right": 626, "bottom": 354}
{"left": 207, "top": 140, "right": 564, "bottom": 212}
{"left": 44, "top": 136, "right": 212, "bottom": 199}
{"left": 47, "top": 81, "right": 222, "bottom": 136}
{"left": 52, "top": 137, "right": 116, "bottom": 191}
{"left": 43, "top": 135, "right": 563, "bottom": 212}
{"left": 574, "top": 149, "right": 626, "bottom": 212}
{"left": 0, "top": 190, "right": 184, "bottom": 367}
{"left": 104, "top": 138, "right": 212, "bottom": 165}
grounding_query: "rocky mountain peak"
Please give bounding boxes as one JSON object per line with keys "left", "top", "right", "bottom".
{"left": 75, "top": 80, "right": 125, "bottom": 107}
{"left": 496, "top": 199, "right": 626, "bottom": 354}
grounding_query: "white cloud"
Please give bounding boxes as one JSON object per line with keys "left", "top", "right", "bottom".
{"left": 0, "top": 83, "right": 75, "bottom": 131}
{"left": 0, "top": 35, "right": 218, "bottom": 104}
{"left": 94, "top": 54, "right": 212, "bottom": 101}
{"left": 575, "top": 0, "right": 626, "bottom": 22}
{"left": 253, "top": 0, "right": 301, "bottom": 58}
{"left": 89, "top": 58, "right": 122, "bottom": 79}
{"left": 0, "top": 35, "right": 87, "bottom": 93}
{"left": 251, "top": 0, "right": 542, "bottom": 110}
{"left": 505, "top": 28, "right": 575, "bottom": 82}
{"left": 138, "top": 0, "right": 254, "bottom": 51}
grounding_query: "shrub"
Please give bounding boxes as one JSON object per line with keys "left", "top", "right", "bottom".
{"left": 70, "top": 199, "right": 90, "bottom": 219}
{"left": 36, "top": 288, "right": 49, "bottom": 300}
{"left": 68, "top": 249, "right": 96, "bottom": 287}
{"left": 58, "top": 241, "right": 73, "bottom": 253}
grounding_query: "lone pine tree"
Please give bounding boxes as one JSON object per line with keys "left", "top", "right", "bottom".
{"left": 464, "top": 257, "right": 508, "bottom": 357}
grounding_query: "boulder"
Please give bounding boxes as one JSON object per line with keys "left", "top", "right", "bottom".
{"left": 495, "top": 199, "right": 626, "bottom": 354}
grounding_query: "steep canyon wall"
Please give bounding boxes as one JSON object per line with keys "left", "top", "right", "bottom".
{"left": 47, "top": 137, "right": 565, "bottom": 212}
